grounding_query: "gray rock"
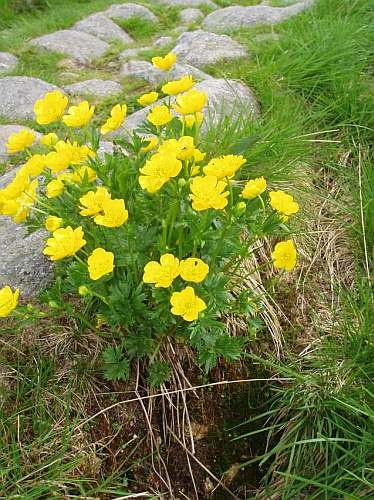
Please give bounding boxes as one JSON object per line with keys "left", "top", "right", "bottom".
{"left": 180, "top": 8, "right": 203, "bottom": 24}
{"left": 0, "top": 169, "right": 52, "bottom": 298}
{"left": 30, "top": 29, "right": 110, "bottom": 64}
{"left": 63, "top": 79, "right": 122, "bottom": 98}
{"left": 105, "top": 3, "right": 157, "bottom": 22}
{"left": 173, "top": 30, "right": 248, "bottom": 68}
{"left": 0, "top": 125, "right": 41, "bottom": 161}
{"left": 157, "top": 0, "right": 217, "bottom": 8}
{"left": 0, "top": 77, "right": 60, "bottom": 120}
{"left": 154, "top": 36, "right": 173, "bottom": 48}
{"left": 0, "top": 52, "right": 18, "bottom": 74}
{"left": 120, "top": 59, "right": 211, "bottom": 85}
{"left": 73, "top": 12, "right": 133, "bottom": 44}
{"left": 120, "top": 47, "right": 152, "bottom": 59}
{"left": 203, "top": 0, "right": 315, "bottom": 31}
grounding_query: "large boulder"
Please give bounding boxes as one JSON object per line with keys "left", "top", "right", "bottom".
{"left": 157, "top": 0, "right": 217, "bottom": 8}
{"left": 63, "top": 79, "right": 122, "bottom": 98}
{"left": 203, "top": 0, "right": 315, "bottom": 31}
{"left": 73, "top": 12, "right": 133, "bottom": 44}
{"left": 120, "top": 60, "right": 211, "bottom": 85}
{"left": 105, "top": 3, "right": 157, "bottom": 22}
{"left": 172, "top": 30, "right": 248, "bottom": 69}
{"left": 180, "top": 8, "right": 204, "bottom": 24}
{"left": 30, "top": 30, "right": 110, "bottom": 64}
{"left": 0, "top": 125, "right": 41, "bottom": 161}
{"left": 0, "top": 52, "right": 18, "bottom": 74}
{"left": 0, "top": 77, "right": 60, "bottom": 120}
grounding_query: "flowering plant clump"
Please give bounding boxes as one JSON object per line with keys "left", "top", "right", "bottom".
{"left": 0, "top": 54, "right": 300, "bottom": 382}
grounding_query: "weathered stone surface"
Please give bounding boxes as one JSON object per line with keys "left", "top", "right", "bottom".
{"left": 74, "top": 12, "right": 133, "bottom": 44}
{"left": 120, "top": 47, "right": 152, "bottom": 59}
{"left": 63, "top": 79, "right": 122, "bottom": 98}
{"left": 105, "top": 3, "right": 157, "bottom": 22}
{"left": 203, "top": 0, "right": 315, "bottom": 31}
{"left": 0, "top": 125, "right": 41, "bottom": 161}
{"left": 0, "top": 169, "right": 52, "bottom": 298}
{"left": 0, "top": 77, "right": 59, "bottom": 120}
{"left": 120, "top": 60, "right": 211, "bottom": 85}
{"left": 173, "top": 30, "right": 248, "bottom": 68}
{"left": 180, "top": 8, "right": 203, "bottom": 24}
{"left": 154, "top": 36, "right": 173, "bottom": 48}
{"left": 121, "top": 77, "right": 259, "bottom": 133}
{"left": 157, "top": 0, "right": 217, "bottom": 8}
{"left": 31, "top": 30, "right": 110, "bottom": 64}
{"left": 0, "top": 52, "right": 18, "bottom": 74}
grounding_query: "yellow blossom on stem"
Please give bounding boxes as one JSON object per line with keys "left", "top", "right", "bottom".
{"left": 87, "top": 248, "right": 115, "bottom": 280}
{"left": 162, "top": 75, "right": 195, "bottom": 95}
{"left": 271, "top": 240, "right": 297, "bottom": 272}
{"left": 147, "top": 105, "right": 173, "bottom": 126}
{"left": 63, "top": 101, "right": 95, "bottom": 128}
{"left": 43, "top": 226, "right": 86, "bottom": 261}
{"left": 241, "top": 177, "right": 267, "bottom": 200}
{"left": 45, "top": 215, "right": 63, "bottom": 232}
{"left": 80, "top": 186, "right": 111, "bottom": 216}
{"left": 179, "top": 258, "right": 209, "bottom": 283}
{"left": 203, "top": 154, "right": 246, "bottom": 180}
{"left": 143, "top": 254, "right": 180, "bottom": 288}
{"left": 140, "top": 136, "right": 159, "bottom": 153}
{"left": 139, "top": 152, "right": 182, "bottom": 193}
{"left": 22, "top": 154, "right": 46, "bottom": 177}
{"left": 34, "top": 90, "right": 68, "bottom": 125}
{"left": 40, "top": 132, "right": 58, "bottom": 146}
{"left": 269, "top": 191, "right": 299, "bottom": 219}
{"left": 170, "top": 286, "right": 206, "bottom": 322}
{"left": 46, "top": 179, "right": 64, "bottom": 198}
{"left": 1, "top": 178, "right": 38, "bottom": 223}
{"left": 152, "top": 52, "right": 176, "bottom": 71}
{"left": 183, "top": 112, "right": 204, "bottom": 128}
{"left": 94, "top": 198, "right": 129, "bottom": 228}
{"left": 6, "top": 129, "right": 36, "bottom": 154}
{"left": 137, "top": 92, "right": 159, "bottom": 106}
{"left": 0, "top": 286, "right": 20, "bottom": 318}
{"left": 100, "top": 104, "right": 127, "bottom": 135}
{"left": 173, "top": 89, "right": 207, "bottom": 115}
{"left": 190, "top": 175, "right": 229, "bottom": 211}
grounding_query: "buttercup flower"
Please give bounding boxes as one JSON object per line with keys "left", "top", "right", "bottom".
{"left": 72, "top": 166, "right": 97, "bottom": 183}
{"left": 34, "top": 90, "right": 68, "bottom": 125}
{"left": 80, "top": 187, "right": 111, "bottom": 216}
{"left": 180, "top": 258, "right": 209, "bottom": 283}
{"left": 23, "top": 154, "right": 46, "bottom": 177}
{"left": 143, "top": 253, "right": 180, "bottom": 288}
{"left": 6, "top": 129, "right": 36, "bottom": 154}
{"left": 94, "top": 199, "right": 129, "bottom": 228}
{"left": 170, "top": 286, "right": 206, "bottom": 321}
{"left": 46, "top": 179, "right": 64, "bottom": 198}
{"left": 190, "top": 175, "right": 229, "bottom": 211}
{"left": 137, "top": 92, "right": 159, "bottom": 106}
{"left": 43, "top": 226, "right": 86, "bottom": 261}
{"left": 140, "top": 136, "right": 159, "bottom": 153}
{"left": 173, "top": 89, "right": 207, "bottom": 115}
{"left": 45, "top": 216, "right": 62, "bottom": 232}
{"left": 203, "top": 155, "right": 246, "bottom": 180}
{"left": 40, "top": 132, "right": 58, "bottom": 146}
{"left": 241, "top": 177, "right": 267, "bottom": 200}
{"left": 183, "top": 112, "right": 204, "bottom": 128}
{"left": 269, "top": 191, "right": 299, "bottom": 218}
{"left": 152, "top": 52, "right": 176, "bottom": 71}
{"left": 63, "top": 101, "right": 95, "bottom": 128}
{"left": 88, "top": 248, "right": 115, "bottom": 280}
{"left": 271, "top": 240, "right": 297, "bottom": 272}
{"left": 1, "top": 178, "right": 38, "bottom": 223}
{"left": 0, "top": 170, "right": 29, "bottom": 204}
{"left": 0, "top": 286, "right": 20, "bottom": 318}
{"left": 162, "top": 75, "right": 195, "bottom": 95}
{"left": 101, "top": 104, "right": 127, "bottom": 135}
{"left": 139, "top": 152, "right": 182, "bottom": 193}
{"left": 147, "top": 105, "right": 173, "bottom": 126}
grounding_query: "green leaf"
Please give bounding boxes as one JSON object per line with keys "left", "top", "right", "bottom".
{"left": 102, "top": 346, "right": 130, "bottom": 381}
{"left": 229, "top": 135, "right": 257, "bottom": 155}
{"left": 148, "top": 361, "right": 171, "bottom": 387}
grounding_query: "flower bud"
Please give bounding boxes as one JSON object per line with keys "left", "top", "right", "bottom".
{"left": 78, "top": 286, "right": 90, "bottom": 297}
{"left": 235, "top": 201, "right": 246, "bottom": 215}
{"left": 178, "top": 178, "right": 187, "bottom": 187}
{"left": 48, "top": 300, "right": 59, "bottom": 308}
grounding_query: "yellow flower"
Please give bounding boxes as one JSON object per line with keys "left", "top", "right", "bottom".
{"left": 72, "top": 166, "right": 97, "bottom": 183}
{"left": 43, "top": 226, "right": 86, "bottom": 261}
{"left": 46, "top": 179, "right": 64, "bottom": 198}
{"left": 40, "top": 132, "right": 58, "bottom": 146}
{"left": 139, "top": 152, "right": 182, "bottom": 193}
{"left": 241, "top": 177, "right": 267, "bottom": 200}
{"left": 137, "top": 92, "right": 159, "bottom": 106}
{"left": 45, "top": 215, "right": 62, "bottom": 232}
{"left": 94, "top": 198, "right": 129, "bottom": 228}
{"left": 100, "top": 104, "right": 127, "bottom": 135}
{"left": 0, "top": 170, "right": 29, "bottom": 203}
{"left": 183, "top": 112, "right": 204, "bottom": 128}
{"left": 56, "top": 140, "right": 95, "bottom": 165}
{"left": 6, "top": 129, "right": 36, "bottom": 154}
{"left": 170, "top": 286, "right": 206, "bottom": 322}
{"left": 190, "top": 175, "right": 229, "bottom": 211}
{"left": 80, "top": 186, "right": 111, "bottom": 216}
{"left": 147, "top": 105, "right": 173, "bottom": 126}
{"left": 173, "top": 89, "right": 207, "bottom": 116}
{"left": 269, "top": 191, "right": 299, "bottom": 218}
{"left": 271, "top": 240, "right": 297, "bottom": 272}
{"left": 23, "top": 154, "right": 46, "bottom": 177}
{"left": 0, "top": 286, "right": 20, "bottom": 318}
{"left": 162, "top": 75, "right": 195, "bottom": 95}
{"left": 143, "top": 253, "right": 180, "bottom": 288}
{"left": 87, "top": 248, "right": 115, "bottom": 280}
{"left": 152, "top": 52, "right": 177, "bottom": 71}
{"left": 1, "top": 178, "right": 38, "bottom": 223}
{"left": 140, "top": 136, "right": 159, "bottom": 153}
{"left": 203, "top": 154, "right": 246, "bottom": 180}
{"left": 157, "top": 136, "right": 202, "bottom": 161}
{"left": 63, "top": 101, "right": 95, "bottom": 128}
{"left": 34, "top": 90, "right": 68, "bottom": 125}
{"left": 179, "top": 258, "right": 209, "bottom": 283}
